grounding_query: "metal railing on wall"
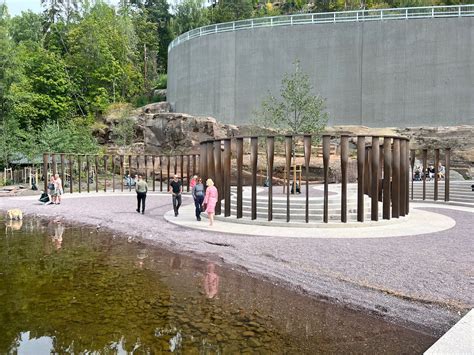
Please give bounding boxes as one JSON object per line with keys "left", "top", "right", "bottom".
{"left": 42, "top": 153, "right": 200, "bottom": 194}
{"left": 169, "top": 5, "right": 474, "bottom": 51}
{"left": 199, "top": 134, "right": 411, "bottom": 223}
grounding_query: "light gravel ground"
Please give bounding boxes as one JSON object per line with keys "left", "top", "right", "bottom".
{"left": 1, "top": 192, "right": 472, "bottom": 336}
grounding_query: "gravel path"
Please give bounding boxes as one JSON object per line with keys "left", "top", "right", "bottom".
{"left": 1, "top": 192, "right": 472, "bottom": 336}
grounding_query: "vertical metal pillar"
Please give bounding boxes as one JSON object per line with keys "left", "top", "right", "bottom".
{"left": 250, "top": 137, "right": 258, "bottom": 220}
{"left": 159, "top": 156, "right": 163, "bottom": 192}
{"left": 400, "top": 140, "right": 407, "bottom": 216}
{"left": 267, "top": 136, "right": 275, "bottom": 222}
{"left": 371, "top": 136, "right": 379, "bottom": 221}
{"left": 200, "top": 142, "right": 207, "bottom": 182}
{"left": 120, "top": 155, "right": 124, "bottom": 192}
{"left": 357, "top": 136, "right": 365, "bottom": 222}
{"left": 167, "top": 156, "right": 171, "bottom": 191}
{"left": 340, "top": 135, "right": 349, "bottom": 223}
{"left": 86, "top": 155, "right": 90, "bottom": 193}
{"left": 180, "top": 155, "right": 184, "bottom": 185}
{"left": 193, "top": 154, "right": 197, "bottom": 177}
{"left": 112, "top": 155, "right": 115, "bottom": 192}
{"left": 214, "top": 140, "right": 222, "bottom": 215}
{"left": 60, "top": 154, "right": 65, "bottom": 191}
{"left": 144, "top": 155, "right": 148, "bottom": 183}
{"left": 323, "top": 135, "right": 330, "bottom": 223}
{"left": 186, "top": 154, "right": 191, "bottom": 192}
{"left": 434, "top": 148, "right": 440, "bottom": 201}
{"left": 152, "top": 156, "right": 156, "bottom": 192}
{"left": 236, "top": 138, "right": 244, "bottom": 219}
{"left": 207, "top": 141, "right": 215, "bottom": 184}
{"left": 95, "top": 155, "right": 99, "bottom": 193}
{"left": 410, "top": 149, "right": 415, "bottom": 200}
{"left": 223, "top": 139, "right": 231, "bottom": 217}
{"left": 78, "top": 155, "right": 82, "bottom": 193}
{"left": 174, "top": 155, "right": 177, "bottom": 176}
{"left": 104, "top": 155, "right": 108, "bottom": 192}
{"left": 383, "top": 137, "right": 392, "bottom": 220}
{"left": 69, "top": 154, "right": 74, "bottom": 194}
{"left": 445, "top": 148, "right": 451, "bottom": 202}
{"left": 51, "top": 154, "right": 57, "bottom": 176}
{"left": 406, "top": 140, "right": 410, "bottom": 214}
{"left": 285, "top": 136, "right": 292, "bottom": 223}
{"left": 304, "top": 135, "right": 312, "bottom": 223}
{"left": 128, "top": 155, "right": 132, "bottom": 192}
{"left": 392, "top": 139, "right": 400, "bottom": 218}
{"left": 43, "top": 153, "right": 48, "bottom": 192}
{"left": 422, "top": 149, "right": 427, "bottom": 200}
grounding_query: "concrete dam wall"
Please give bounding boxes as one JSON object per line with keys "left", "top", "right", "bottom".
{"left": 167, "top": 11, "right": 474, "bottom": 127}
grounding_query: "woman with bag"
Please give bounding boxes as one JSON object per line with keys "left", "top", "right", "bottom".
{"left": 203, "top": 178, "right": 218, "bottom": 226}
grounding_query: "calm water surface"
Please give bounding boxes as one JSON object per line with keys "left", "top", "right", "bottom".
{"left": 0, "top": 218, "right": 436, "bottom": 354}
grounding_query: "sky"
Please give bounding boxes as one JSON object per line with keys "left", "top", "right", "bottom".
{"left": 3, "top": 0, "right": 178, "bottom": 17}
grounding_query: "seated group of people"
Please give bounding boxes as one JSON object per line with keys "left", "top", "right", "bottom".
{"left": 413, "top": 163, "right": 445, "bottom": 181}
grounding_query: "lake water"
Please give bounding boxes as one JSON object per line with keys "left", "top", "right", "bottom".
{"left": 0, "top": 218, "right": 436, "bottom": 353}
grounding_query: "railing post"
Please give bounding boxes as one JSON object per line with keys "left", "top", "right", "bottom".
{"left": 392, "top": 138, "right": 400, "bottom": 218}
{"left": 340, "top": 135, "right": 349, "bottom": 223}
{"left": 371, "top": 136, "right": 380, "bottom": 221}
{"left": 223, "top": 139, "right": 231, "bottom": 217}
{"left": 357, "top": 136, "right": 365, "bottom": 222}
{"left": 250, "top": 137, "right": 258, "bottom": 220}
{"left": 267, "top": 136, "right": 275, "bottom": 221}
{"left": 445, "top": 148, "right": 451, "bottom": 202}
{"left": 434, "top": 148, "right": 440, "bottom": 201}
{"left": 214, "top": 140, "right": 222, "bottom": 215}
{"left": 304, "top": 135, "right": 312, "bottom": 223}
{"left": 236, "top": 138, "right": 244, "bottom": 219}
{"left": 323, "top": 135, "right": 330, "bottom": 223}
{"left": 43, "top": 153, "right": 49, "bottom": 192}
{"left": 285, "top": 136, "right": 292, "bottom": 223}
{"left": 383, "top": 137, "right": 392, "bottom": 220}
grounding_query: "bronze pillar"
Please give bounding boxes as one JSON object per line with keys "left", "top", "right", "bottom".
{"left": 340, "top": 135, "right": 349, "bottom": 223}
{"left": 207, "top": 141, "right": 215, "bottom": 185}
{"left": 323, "top": 135, "right": 330, "bottom": 223}
{"left": 223, "top": 139, "right": 231, "bottom": 217}
{"left": 60, "top": 154, "right": 65, "bottom": 192}
{"left": 422, "top": 149, "right": 427, "bottom": 200}
{"left": 357, "top": 136, "right": 365, "bottom": 222}
{"left": 304, "top": 135, "right": 312, "bottom": 223}
{"left": 392, "top": 139, "right": 400, "bottom": 218}
{"left": 383, "top": 138, "right": 392, "bottom": 220}
{"left": 285, "top": 136, "right": 292, "bottom": 223}
{"left": 445, "top": 148, "right": 451, "bottom": 202}
{"left": 236, "top": 138, "right": 244, "bottom": 219}
{"left": 267, "top": 136, "right": 275, "bottom": 222}
{"left": 434, "top": 148, "right": 440, "bottom": 201}
{"left": 214, "top": 140, "right": 222, "bottom": 215}
{"left": 371, "top": 136, "right": 379, "bottom": 221}
{"left": 43, "top": 153, "right": 48, "bottom": 192}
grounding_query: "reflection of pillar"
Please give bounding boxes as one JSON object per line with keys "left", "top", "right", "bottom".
{"left": 392, "top": 139, "right": 400, "bottom": 218}
{"left": 340, "top": 135, "right": 348, "bottom": 223}
{"left": 371, "top": 136, "right": 379, "bottom": 221}
{"left": 434, "top": 148, "right": 440, "bottom": 201}
{"left": 357, "top": 136, "right": 365, "bottom": 222}
{"left": 445, "top": 148, "right": 451, "bottom": 202}
{"left": 304, "top": 135, "right": 312, "bottom": 223}
{"left": 214, "top": 140, "right": 222, "bottom": 215}
{"left": 322, "top": 135, "right": 330, "bottom": 223}
{"left": 250, "top": 137, "right": 258, "bottom": 220}
{"left": 400, "top": 140, "right": 407, "bottom": 216}
{"left": 383, "top": 138, "right": 391, "bottom": 220}
{"left": 236, "top": 138, "right": 243, "bottom": 219}
{"left": 43, "top": 153, "right": 48, "bottom": 192}
{"left": 223, "top": 139, "right": 231, "bottom": 217}
{"left": 285, "top": 136, "right": 292, "bottom": 223}
{"left": 267, "top": 136, "right": 275, "bottom": 222}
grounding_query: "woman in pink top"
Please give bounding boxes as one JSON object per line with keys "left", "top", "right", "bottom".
{"left": 203, "top": 178, "right": 218, "bottom": 226}
{"left": 189, "top": 175, "right": 198, "bottom": 189}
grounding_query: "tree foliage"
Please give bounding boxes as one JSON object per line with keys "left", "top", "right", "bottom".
{"left": 255, "top": 61, "right": 328, "bottom": 135}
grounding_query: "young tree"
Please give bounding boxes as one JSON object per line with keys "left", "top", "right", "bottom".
{"left": 255, "top": 60, "right": 328, "bottom": 135}
{"left": 171, "top": 0, "right": 210, "bottom": 37}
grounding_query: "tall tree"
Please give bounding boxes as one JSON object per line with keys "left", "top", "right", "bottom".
{"left": 171, "top": 0, "right": 210, "bottom": 36}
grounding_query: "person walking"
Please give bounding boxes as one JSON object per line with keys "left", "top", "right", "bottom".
{"left": 54, "top": 173, "right": 63, "bottom": 205}
{"left": 203, "top": 178, "right": 218, "bottom": 226}
{"left": 47, "top": 175, "right": 56, "bottom": 205}
{"left": 169, "top": 174, "right": 182, "bottom": 217}
{"left": 135, "top": 174, "right": 148, "bottom": 214}
{"left": 192, "top": 177, "right": 205, "bottom": 221}
{"left": 190, "top": 175, "right": 198, "bottom": 190}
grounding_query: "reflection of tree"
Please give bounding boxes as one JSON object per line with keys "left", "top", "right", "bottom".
{"left": 0, "top": 224, "right": 172, "bottom": 353}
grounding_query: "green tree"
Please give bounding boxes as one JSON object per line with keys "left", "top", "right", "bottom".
{"left": 171, "top": 0, "right": 210, "bottom": 36}
{"left": 209, "top": 0, "right": 254, "bottom": 23}
{"left": 255, "top": 60, "right": 328, "bottom": 135}
{"left": 9, "top": 11, "right": 44, "bottom": 44}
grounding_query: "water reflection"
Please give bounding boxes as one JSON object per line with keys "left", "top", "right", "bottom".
{"left": 0, "top": 217, "right": 436, "bottom": 353}
{"left": 204, "top": 262, "right": 220, "bottom": 299}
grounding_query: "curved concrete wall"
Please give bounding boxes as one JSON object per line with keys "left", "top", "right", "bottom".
{"left": 168, "top": 17, "right": 474, "bottom": 127}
